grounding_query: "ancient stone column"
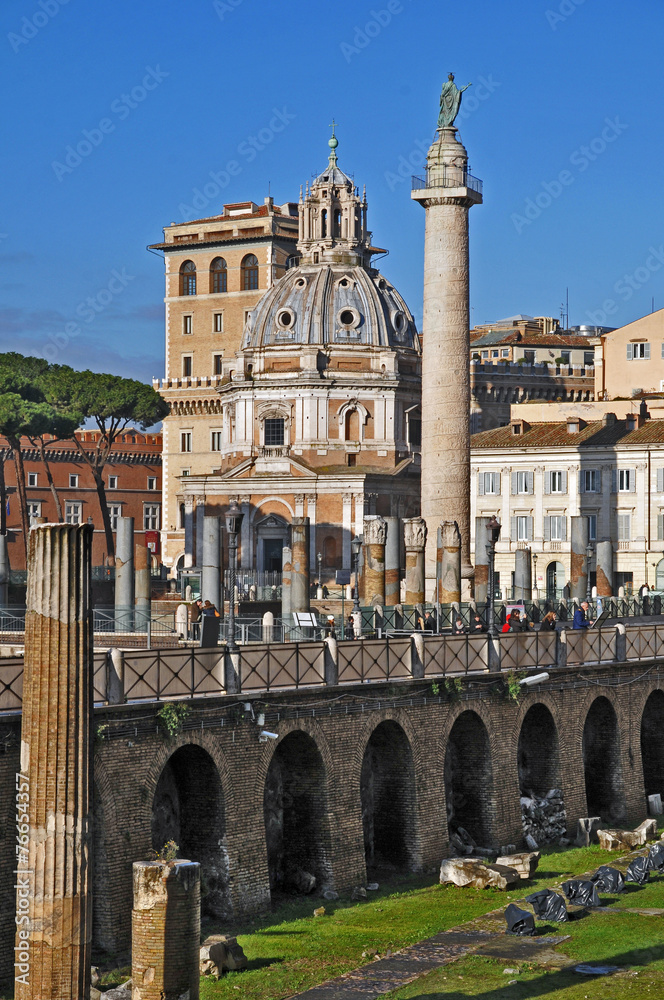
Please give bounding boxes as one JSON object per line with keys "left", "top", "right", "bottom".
{"left": 0, "top": 532, "right": 8, "bottom": 606}
{"left": 132, "top": 860, "right": 201, "bottom": 1000}
{"left": 115, "top": 516, "right": 134, "bottom": 631}
{"left": 201, "top": 515, "right": 221, "bottom": 611}
{"left": 596, "top": 539, "right": 613, "bottom": 597}
{"left": 514, "top": 548, "right": 532, "bottom": 602}
{"left": 290, "top": 518, "right": 310, "bottom": 614}
{"left": 281, "top": 544, "right": 292, "bottom": 623}
{"left": 474, "top": 516, "right": 491, "bottom": 606}
{"left": 15, "top": 524, "right": 93, "bottom": 1000}
{"left": 438, "top": 521, "right": 461, "bottom": 604}
{"left": 384, "top": 516, "right": 400, "bottom": 606}
{"left": 570, "top": 515, "right": 589, "bottom": 602}
{"left": 404, "top": 517, "right": 427, "bottom": 605}
{"left": 362, "top": 516, "right": 387, "bottom": 605}
{"left": 135, "top": 543, "right": 151, "bottom": 631}
{"left": 412, "top": 125, "right": 482, "bottom": 596}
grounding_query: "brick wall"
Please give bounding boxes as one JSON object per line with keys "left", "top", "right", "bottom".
{"left": 0, "top": 665, "right": 663, "bottom": 981}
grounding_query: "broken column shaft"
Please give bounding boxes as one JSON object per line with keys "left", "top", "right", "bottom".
{"left": 15, "top": 523, "right": 93, "bottom": 1000}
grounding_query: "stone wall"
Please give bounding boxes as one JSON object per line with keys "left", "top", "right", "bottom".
{"left": 0, "top": 661, "right": 663, "bottom": 981}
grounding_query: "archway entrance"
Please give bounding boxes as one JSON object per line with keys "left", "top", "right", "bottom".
{"left": 582, "top": 697, "right": 625, "bottom": 823}
{"left": 641, "top": 690, "right": 664, "bottom": 801}
{"left": 546, "top": 561, "right": 565, "bottom": 601}
{"left": 518, "top": 704, "right": 560, "bottom": 797}
{"left": 263, "top": 731, "right": 331, "bottom": 896}
{"left": 656, "top": 559, "right": 664, "bottom": 592}
{"left": 444, "top": 711, "right": 494, "bottom": 847}
{"left": 255, "top": 513, "right": 288, "bottom": 572}
{"left": 152, "top": 744, "right": 230, "bottom": 918}
{"left": 360, "top": 721, "right": 417, "bottom": 872}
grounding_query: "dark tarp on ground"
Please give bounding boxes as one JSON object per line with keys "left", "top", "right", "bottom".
{"left": 647, "top": 843, "right": 664, "bottom": 871}
{"left": 525, "top": 888, "right": 568, "bottom": 921}
{"left": 591, "top": 865, "right": 625, "bottom": 893}
{"left": 561, "top": 879, "right": 601, "bottom": 907}
{"left": 626, "top": 856, "right": 650, "bottom": 885}
{"left": 505, "top": 902, "right": 536, "bottom": 936}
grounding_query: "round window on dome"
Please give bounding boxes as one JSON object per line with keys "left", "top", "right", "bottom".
{"left": 340, "top": 309, "right": 355, "bottom": 327}
{"left": 295, "top": 277, "right": 307, "bottom": 289}
{"left": 276, "top": 308, "right": 295, "bottom": 330}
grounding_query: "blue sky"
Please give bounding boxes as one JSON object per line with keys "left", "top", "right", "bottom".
{"left": 1, "top": 0, "right": 663, "bottom": 382}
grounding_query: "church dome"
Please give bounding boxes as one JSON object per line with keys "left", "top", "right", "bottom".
{"left": 242, "top": 262, "right": 419, "bottom": 352}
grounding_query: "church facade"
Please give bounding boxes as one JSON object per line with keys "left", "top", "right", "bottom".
{"left": 155, "top": 134, "right": 422, "bottom": 582}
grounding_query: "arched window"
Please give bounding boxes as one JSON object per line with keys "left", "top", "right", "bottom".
{"left": 180, "top": 260, "right": 196, "bottom": 296}
{"left": 210, "top": 257, "right": 227, "bottom": 293}
{"left": 333, "top": 209, "right": 341, "bottom": 238}
{"left": 321, "top": 209, "right": 327, "bottom": 238}
{"left": 241, "top": 254, "right": 259, "bottom": 290}
{"left": 546, "top": 561, "right": 565, "bottom": 602}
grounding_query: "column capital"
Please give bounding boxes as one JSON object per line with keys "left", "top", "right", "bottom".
{"left": 364, "top": 515, "right": 387, "bottom": 546}
{"left": 404, "top": 516, "right": 427, "bottom": 551}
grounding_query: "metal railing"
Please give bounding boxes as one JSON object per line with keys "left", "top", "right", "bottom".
{"left": 1, "top": 621, "right": 663, "bottom": 711}
{"left": 412, "top": 169, "right": 483, "bottom": 195}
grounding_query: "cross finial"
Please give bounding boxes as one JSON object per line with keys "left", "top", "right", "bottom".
{"left": 328, "top": 119, "right": 339, "bottom": 165}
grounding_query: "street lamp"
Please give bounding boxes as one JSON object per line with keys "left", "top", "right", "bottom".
{"left": 351, "top": 536, "right": 362, "bottom": 618}
{"left": 532, "top": 552, "right": 538, "bottom": 601}
{"left": 317, "top": 551, "right": 323, "bottom": 598}
{"left": 224, "top": 500, "right": 244, "bottom": 652}
{"left": 486, "top": 516, "right": 501, "bottom": 636}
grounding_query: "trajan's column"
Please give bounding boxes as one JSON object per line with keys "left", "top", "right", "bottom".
{"left": 412, "top": 74, "right": 483, "bottom": 597}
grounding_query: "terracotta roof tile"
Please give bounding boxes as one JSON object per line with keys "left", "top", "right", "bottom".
{"left": 471, "top": 417, "right": 664, "bottom": 450}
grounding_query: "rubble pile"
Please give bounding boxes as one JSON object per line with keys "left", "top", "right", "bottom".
{"left": 520, "top": 789, "right": 567, "bottom": 845}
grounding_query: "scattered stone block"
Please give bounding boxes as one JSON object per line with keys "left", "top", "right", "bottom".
{"left": 635, "top": 818, "right": 658, "bottom": 843}
{"left": 90, "top": 989, "right": 102, "bottom": 1000}
{"left": 314, "top": 906, "right": 325, "bottom": 917}
{"left": 287, "top": 868, "right": 316, "bottom": 894}
{"left": 200, "top": 935, "right": 248, "bottom": 978}
{"left": 102, "top": 987, "right": 131, "bottom": 1000}
{"left": 648, "top": 794, "right": 663, "bottom": 816}
{"left": 351, "top": 886, "right": 367, "bottom": 900}
{"left": 366, "top": 882, "right": 379, "bottom": 890}
{"left": 439, "top": 858, "right": 520, "bottom": 890}
{"left": 499, "top": 845, "right": 517, "bottom": 856}
{"left": 322, "top": 889, "right": 339, "bottom": 900}
{"left": 524, "top": 834, "right": 539, "bottom": 851}
{"left": 496, "top": 851, "right": 540, "bottom": 880}
{"left": 576, "top": 817, "right": 603, "bottom": 847}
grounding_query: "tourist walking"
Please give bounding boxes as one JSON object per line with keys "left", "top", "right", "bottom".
{"left": 573, "top": 600, "right": 592, "bottom": 629}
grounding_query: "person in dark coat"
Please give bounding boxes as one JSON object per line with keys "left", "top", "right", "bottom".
{"left": 345, "top": 615, "right": 355, "bottom": 639}
{"left": 424, "top": 611, "right": 437, "bottom": 633}
{"left": 470, "top": 613, "right": 486, "bottom": 633}
{"left": 573, "top": 600, "right": 592, "bottom": 629}
{"left": 508, "top": 609, "right": 529, "bottom": 632}
{"left": 451, "top": 616, "right": 466, "bottom": 635}
{"left": 540, "top": 611, "right": 557, "bottom": 631}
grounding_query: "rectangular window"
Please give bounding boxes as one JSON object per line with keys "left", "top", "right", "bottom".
{"left": 583, "top": 469, "right": 599, "bottom": 492}
{"left": 523, "top": 350, "right": 535, "bottom": 363}
{"left": 108, "top": 475, "right": 118, "bottom": 490}
{"left": 550, "top": 471, "right": 564, "bottom": 493}
{"left": 481, "top": 350, "right": 489, "bottom": 359}
{"left": 479, "top": 471, "right": 500, "bottom": 495}
{"left": 587, "top": 514, "right": 597, "bottom": 541}
{"left": 109, "top": 504, "right": 121, "bottom": 531}
{"left": 181, "top": 431, "right": 192, "bottom": 453}
{"left": 501, "top": 348, "right": 510, "bottom": 357}
{"left": 183, "top": 314, "right": 193, "bottom": 335}
{"left": 213, "top": 353, "right": 223, "bottom": 375}
{"left": 491, "top": 349, "right": 499, "bottom": 358}
{"left": 27, "top": 472, "right": 38, "bottom": 488}
{"left": 584, "top": 351, "right": 594, "bottom": 366}
{"left": 618, "top": 469, "right": 633, "bottom": 492}
{"left": 182, "top": 355, "right": 192, "bottom": 377}
{"left": 27, "top": 501, "right": 41, "bottom": 522}
{"left": 69, "top": 474, "right": 79, "bottom": 488}
{"left": 147, "top": 476, "right": 157, "bottom": 491}
{"left": 143, "top": 505, "right": 160, "bottom": 531}
{"left": 627, "top": 341, "right": 650, "bottom": 360}
{"left": 516, "top": 516, "right": 530, "bottom": 542}
{"left": 560, "top": 351, "right": 571, "bottom": 365}
{"left": 213, "top": 312, "right": 223, "bottom": 333}
{"left": 65, "top": 501, "right": 81, "bottom": 525}
{"left": 264, "top": 418, "right": 285, "bottom": 447}
{"left": 618, "top": 513, "right": 631, "bottom": 541}
{"left": 550, "top": 515, "right": 566, "bottom": 541}
{"left": 181, "top": 468, "right": 190, "bottom": 477}
{"left": 516, "top": 471, "right": 529, "bottom": 494}
{"left": 211, "top": 430, "right": 222, "bottom": 452}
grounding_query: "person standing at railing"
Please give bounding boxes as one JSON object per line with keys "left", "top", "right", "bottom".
{"left": 345, "top": 614, "right": 355, "bottom": 639}
{"left": 573, "top": 601, "right": 593, "bottom": 629}
{"left": 470, "top": 612, "right": 486, "bottom": 634}
{"left": 540, "top": 611, "right": 557, "bottom": 631}
{"left": 189, "top": 598, "right": 202, "bottom": 641}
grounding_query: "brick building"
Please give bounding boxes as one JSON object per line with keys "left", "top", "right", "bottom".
{"left": 1, "top": 429, "right": 162, "bottom": 573}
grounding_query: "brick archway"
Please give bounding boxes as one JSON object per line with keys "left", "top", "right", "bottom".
{"left": 445, "top": 710, "right": 495, "bottom": 848}
{"left": 582, "top": 696, "right": 625, "bottom": 824}
{"left": 641, "top": 689, "right": 664, "bottom": 802}
{"left": 360, "top": 720, "right": 417, "bottom": 872}
{"left": 517, "top": 703, "right": 560, "bottom": 797}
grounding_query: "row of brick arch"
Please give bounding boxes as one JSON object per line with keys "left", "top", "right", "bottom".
{"left": 179, "top": 255, "right": 258, "bottom": 295}
{"left": 91, "top": 688, "right": 664, "bottom": 953}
